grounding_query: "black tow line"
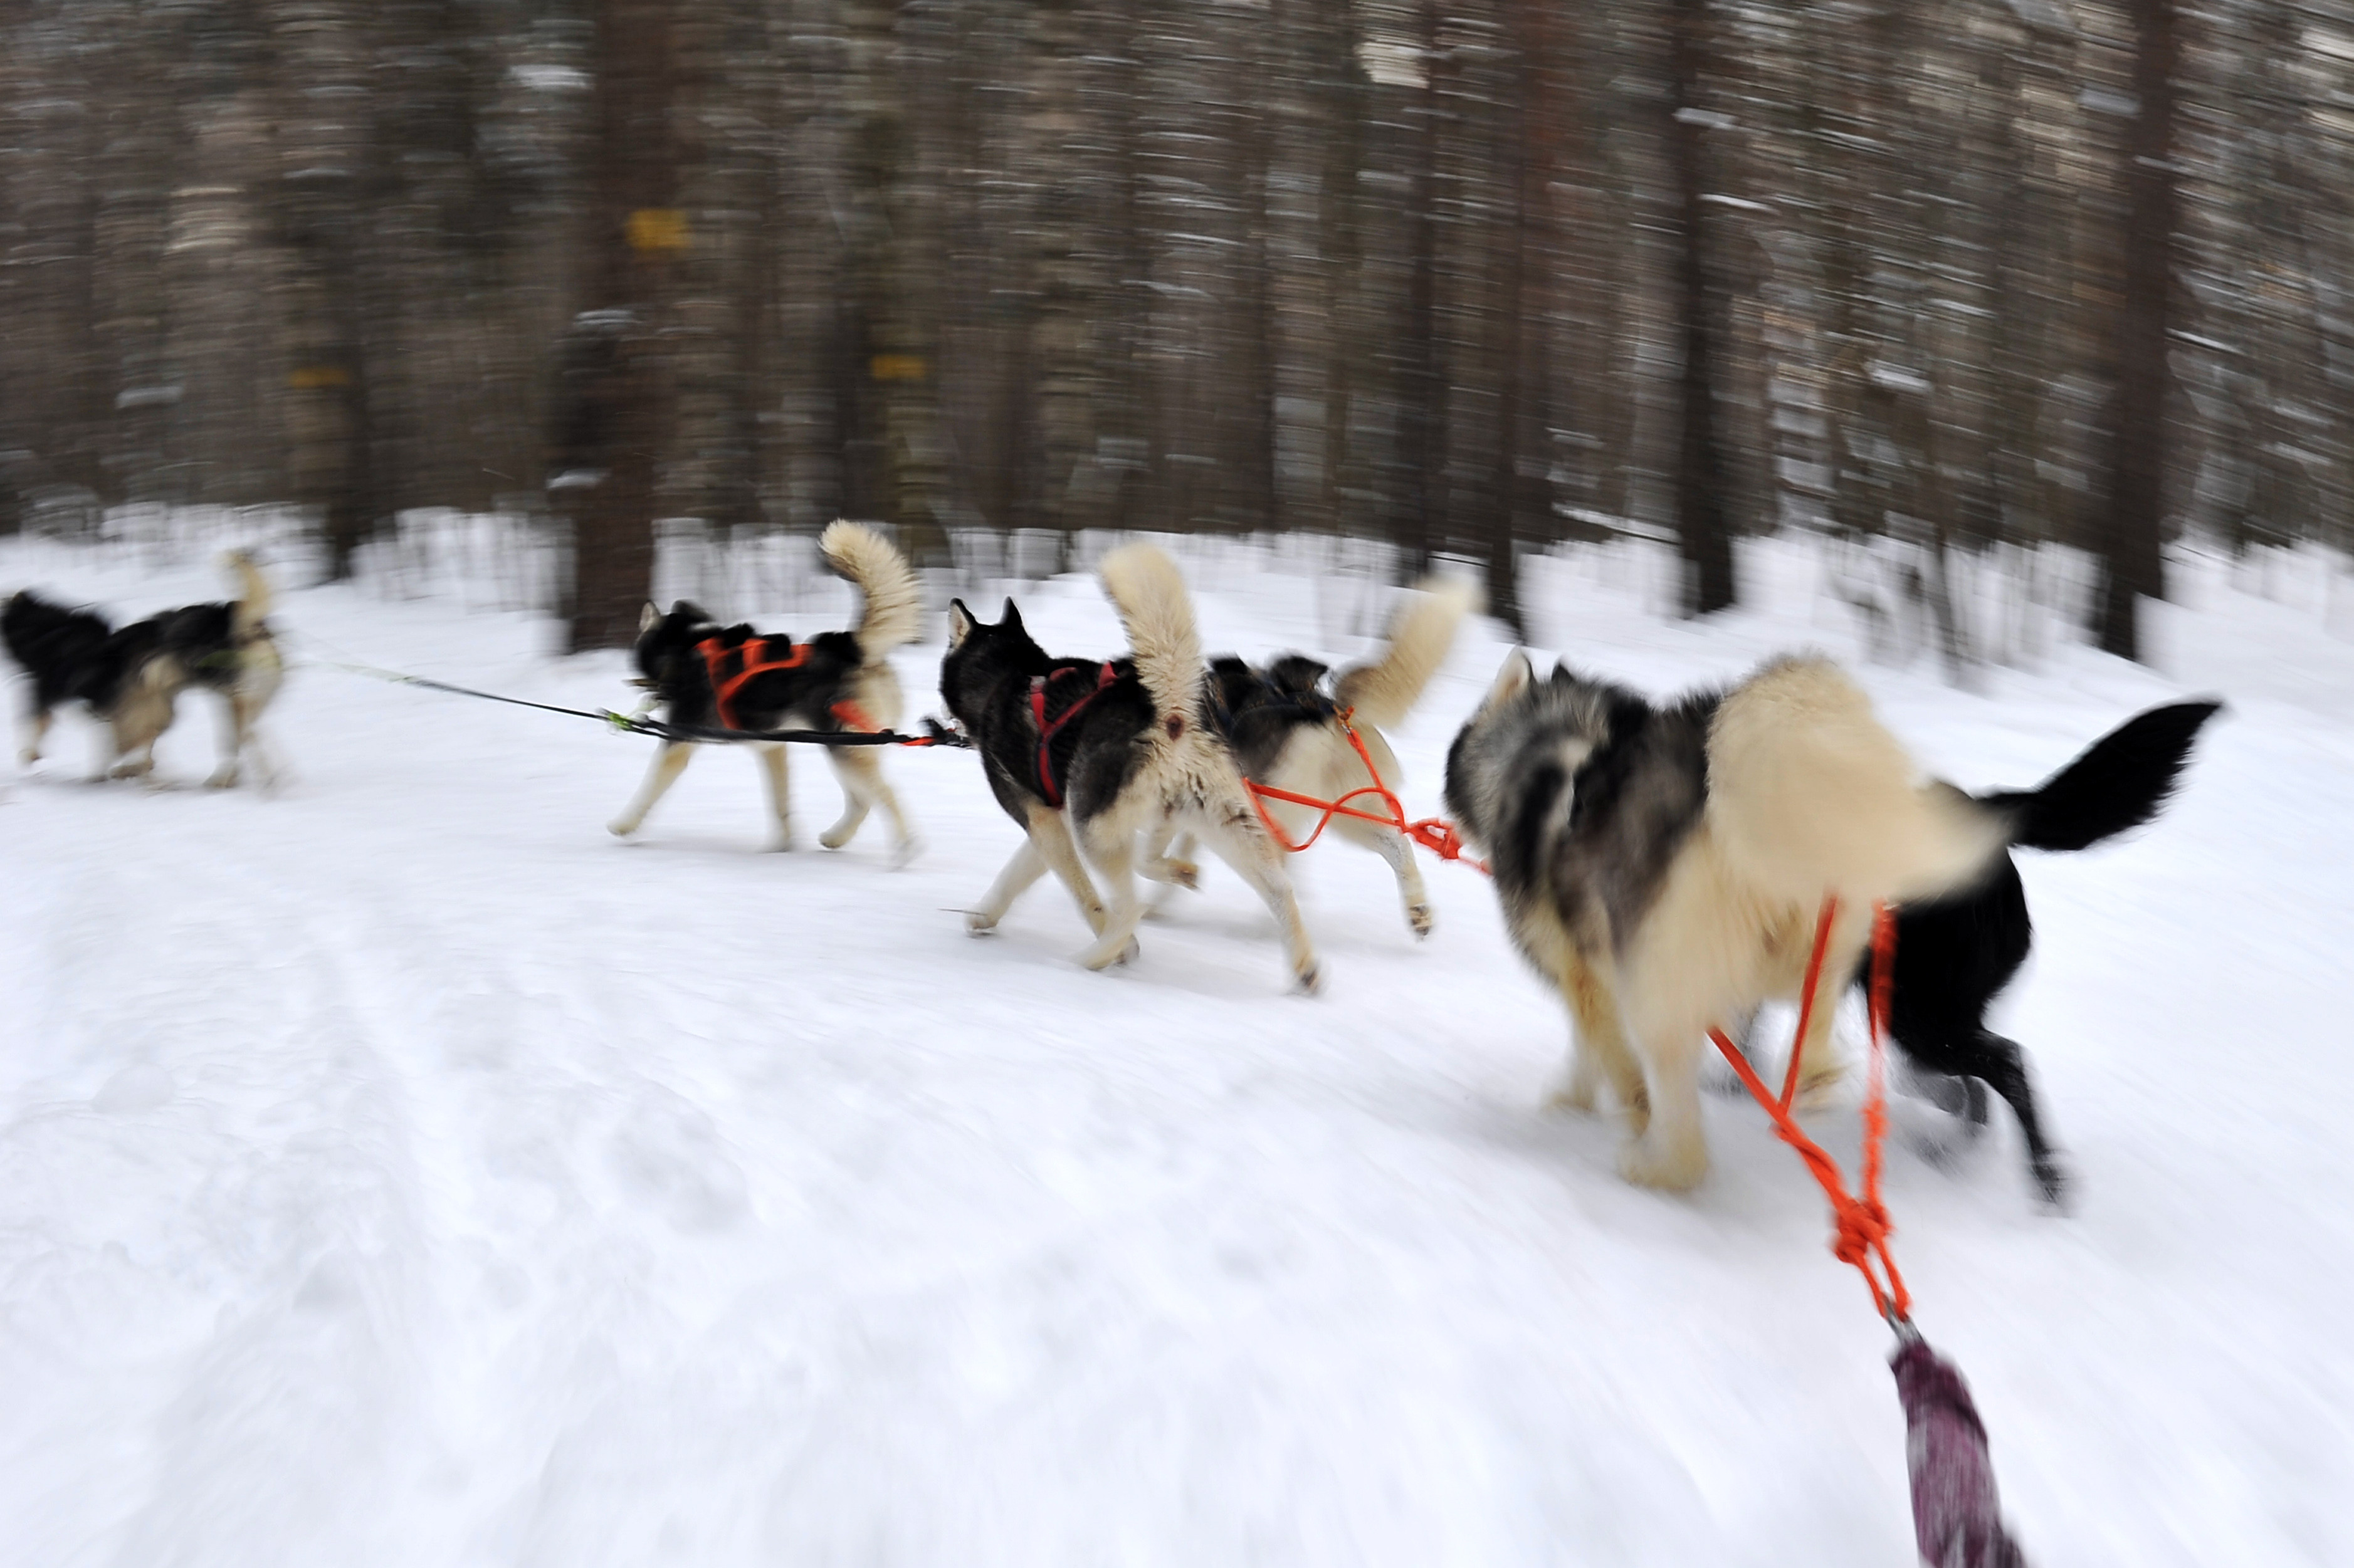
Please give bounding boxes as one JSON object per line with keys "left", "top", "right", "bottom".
{"left": 327, "top": 661, "right": 972, "bottom": 750}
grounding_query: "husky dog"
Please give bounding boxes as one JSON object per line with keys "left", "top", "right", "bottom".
{"left": 1153, "top": 577, "right": 1474, "bottom": 938}
{"left": 3, "top": 551, "right": 281, "bottom": 787}
{"left": 1871, "top": 699, "right": 2221, "bottom": 1207}
{"left": 1445, "top": 651, "right": 2004, "bottom": 1191}
{"left": 940, "top": 543, "right": 1321, "bottom": 990}
{"left": 609, "top": 519, "right": 922, "bottom": 861}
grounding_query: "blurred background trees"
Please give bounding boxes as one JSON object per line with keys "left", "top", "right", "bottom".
{"left": 3, "top": 0, "right": 2348, "bottom": 657}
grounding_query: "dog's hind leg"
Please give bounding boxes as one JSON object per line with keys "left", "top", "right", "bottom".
{"left": 1140, "top": 825, "right": 1199, "bottom": 891}
{"left": 1192, "top": 797, "right": 1322, "bottom": 993}
{"left": 609, "top": 741, "right": 696, "bottom": 837}
{"left": 1968, "top": 1032, "right": 2068, "bottom": 1210}
{"left": 822, "top": 746, "right": 922, "bottom": 865}
{"left": 817, "top": 750, "right": 873, "bottom": 849}
{"left": 1075, "top": 817, "right": 1147, "bottom": 970}
{"left": 1335, "top": 811, "right": 1434, "bottom": 939}
{"left": 756, "top": 743, "right": 794, "bottom": 849}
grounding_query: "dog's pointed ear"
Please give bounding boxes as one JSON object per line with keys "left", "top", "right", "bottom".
{"left": 639, "top": 602, "right": 661, "bottom": 634}
{"left": 672, "top": 599, "right": 710, "bottom": 623}
{"left": 1000, "top": 597, "right": 1024, "bottom": 632}
{"left": 1484, "top": 649, "right": 1535, "bottom": 708}
{"left": 947, "top": 598, "right": 976, "bottom": 649}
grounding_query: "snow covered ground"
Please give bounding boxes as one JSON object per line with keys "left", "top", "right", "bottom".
{"left": 2, "top": 524, "right": 2348, "bottom": 1565}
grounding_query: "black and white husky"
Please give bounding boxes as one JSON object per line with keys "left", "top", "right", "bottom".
{"left": 1872, "top": 699, "right": 2221, "bottom": 1207}
{"left": 1444, "top": 651, "right": 2004, "bottom": 1191}
{"left": 609, "top": 520, "right": 923, "bottom": 861}
{"left": 1153, "top": 577, "right": 1474, "bottom": 939}
{"left": 3, "top": 551, "right": 282, "bottom": 787}
{"left": 940, "top": 543, "right": 1321, "bottom": 991}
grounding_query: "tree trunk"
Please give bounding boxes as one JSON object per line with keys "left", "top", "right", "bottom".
{"left": 1668, "top": 0, "right": 1735, "bottom": 614}
{"left": 2093, "top": 0, "right": 2178, "bottom": 661}
{"left": 561, "top": 0, "right": 676, "bottom": 654}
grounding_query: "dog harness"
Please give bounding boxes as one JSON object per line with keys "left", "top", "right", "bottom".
{"left": 696, "top": 635, "right": 810, "bottom": 731}
{"left": 1029, "top": 662, "right": 1120, "bottom": 807}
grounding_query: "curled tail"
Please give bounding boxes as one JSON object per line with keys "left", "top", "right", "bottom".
{"left": 820, "top": 520, "right": 922, "bottom": 661}
{"left": 1333, "top": 575, "right": 1476, "bottom": 729}
{"left": 1098, "top": 542, "right": 1204, "bottom": 731}
{"left": 224, "top": 551, "right": 273, "bottom": 640}
{"left": 1708, "top": 654, "right": 2005, "bottom": 907}
{"left": 1982, "top": 699, "right": 2223, "bottom": 852}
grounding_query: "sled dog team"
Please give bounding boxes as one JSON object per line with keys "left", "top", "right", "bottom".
{"left": 5, "top": 528, "right": 2220, "bottom": 1208}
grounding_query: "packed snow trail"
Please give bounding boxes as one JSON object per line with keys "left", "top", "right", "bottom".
{"left": 1, "top": 535, "right": 2347, "bottom": 1565}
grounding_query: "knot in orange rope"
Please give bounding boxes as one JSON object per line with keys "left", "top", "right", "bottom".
{"left": 1710, "top": 899, "right": 1912, "bottom": 1327}
{"left": 1832, "top": 1197, "right": 1893, "bottom": 1269}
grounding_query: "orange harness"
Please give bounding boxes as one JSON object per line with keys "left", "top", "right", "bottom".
{"left": 695, "top": 635, "right": 809, "bottom": 731}
{"left": 692, "top": 634, "right": 884, "bottom": 738}
{"left": 1242, "top": 710, "right": 1485, "bottom": 870}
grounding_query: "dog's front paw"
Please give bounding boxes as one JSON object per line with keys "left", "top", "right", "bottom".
{"left": 205, "top": 765, "right": 240, "bottom": 790}
{"left": 965, "top": 909, "right": 1001, "bottom": 936}
{"left": 890, "top": 834, "right": 925, "bottom": 870}
{"left": 1292, "top": 959, "right": 1323, "bottom": 996}
{"left": 1618, "top": 1132, "right": 1706, "bottom": 1192}
{"left": 1407, "top": 902, "right": 1435, "bottom": 939}
{"left": 607, "top": 818, "right": 641, "bottom": 839}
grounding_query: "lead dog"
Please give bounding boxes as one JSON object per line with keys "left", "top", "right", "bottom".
{"left": 4, "top": 551, "right": 281, "bottom": 787}
{"left": 1152, "top": 577, "right": 1474, "bottom": 938}
{"left": 609, "top": 520, "right": 922, "bottom": 860}
{"left": 940, "top": 543, "right": 1321, "bottom": 991}
{"left": 1444, "top": 651, "right": 2003, "bottom": 1190}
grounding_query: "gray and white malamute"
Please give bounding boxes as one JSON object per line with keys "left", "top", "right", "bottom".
{"left": 940, "top": 543, "right": 1321, "bottom": 991}
{"left": 1444, "top": 651, "right": 2002, "bottom": 1191}
{"left": 1159, "top": 576, "right": 1474, "bottom": 938}
{"left": 609, "top": 520, "right": 922, "bottom": 860}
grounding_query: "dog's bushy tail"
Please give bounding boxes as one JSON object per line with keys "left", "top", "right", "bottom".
{"left": 1708, "top": 654, "right": 2006, "bottom": 907}
{"left": 1334, "top": 575, "right": 1476, "bottom": 729}
{"left": 224, "top": 551, "right": 273, "bottom": 640}
{"left": 1098, "top": 541, "right": 1204, "bottom": 730}
{"left": 1982, "top": 699, "right": 2222, "bottom": 852}
{"left": 820, "top": 520, "right": 922, "bottom": 659}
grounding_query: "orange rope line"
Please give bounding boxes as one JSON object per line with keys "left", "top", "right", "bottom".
{"left": 1709, "top": 900, "right": 1911, "bottom": 1326}
{"left": 1243, "top": 713, "right": 1488, "bottom": 873}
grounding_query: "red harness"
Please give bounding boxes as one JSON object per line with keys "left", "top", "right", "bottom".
{"left": 695, "top": 635, "right": 810, "bottom": 731}
{"left": 1029, "top": 662, "right": 1120, "bottom": 807}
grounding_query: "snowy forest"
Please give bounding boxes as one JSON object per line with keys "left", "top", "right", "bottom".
{"left": 5, "top": 4, "right": 2352, "bottom": 1565}
{"left": 6, "top": 0, "right": 2351, "bottom": 656}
